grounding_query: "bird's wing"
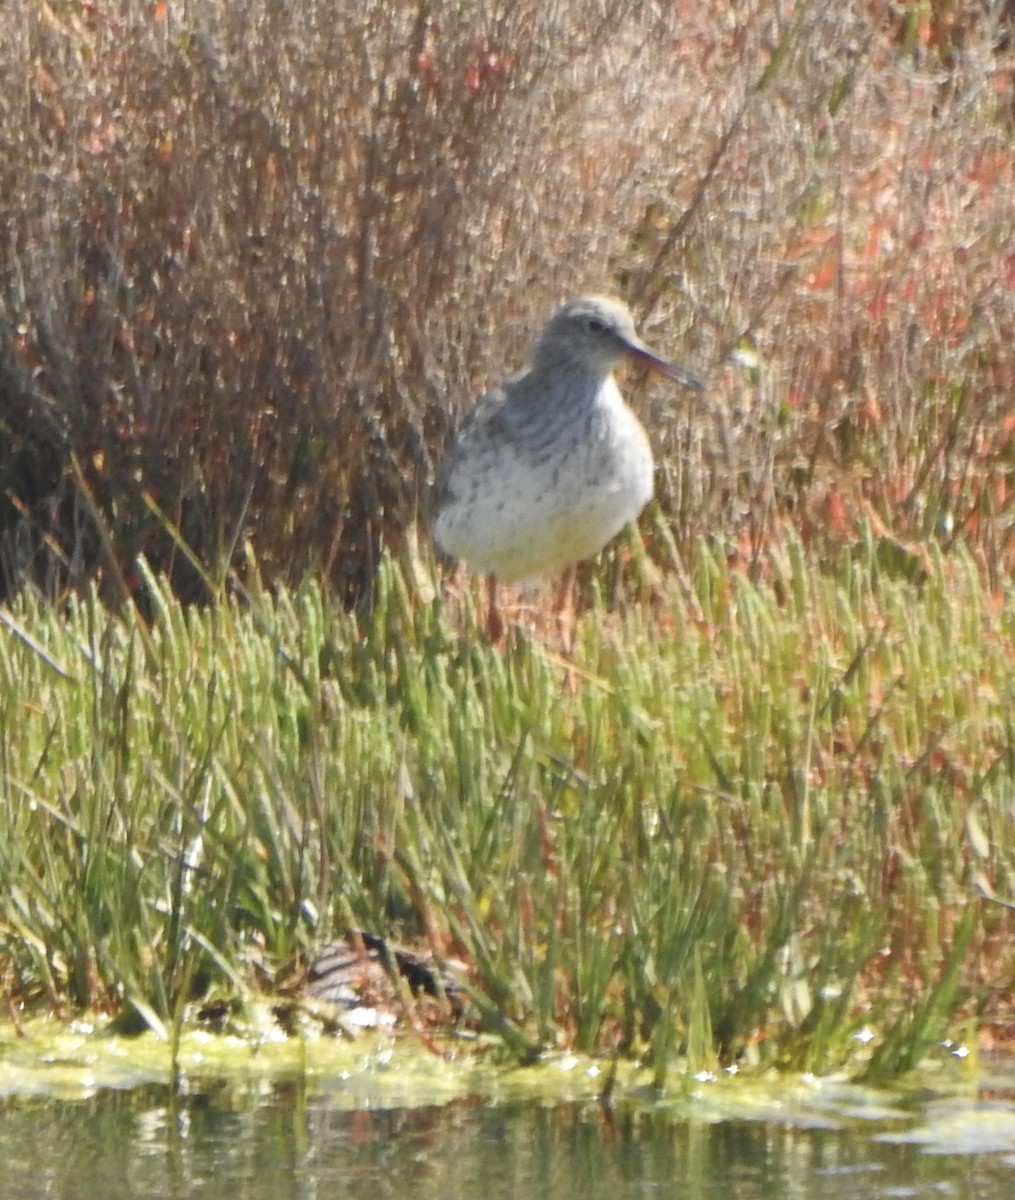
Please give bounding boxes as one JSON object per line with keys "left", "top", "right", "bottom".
{"left": 428, "top": 379, "right": 524, "bottom": 518}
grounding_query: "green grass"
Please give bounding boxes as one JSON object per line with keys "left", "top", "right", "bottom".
{"left": 1, "top": 533, "right": 1014, "bottom": 1079}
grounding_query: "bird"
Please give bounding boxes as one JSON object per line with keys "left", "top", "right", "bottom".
{"left": 430, "top": 294, "right": 704, "bottom": 639}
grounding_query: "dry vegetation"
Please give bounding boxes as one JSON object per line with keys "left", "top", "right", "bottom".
{"left": 0, "top": 0, "right": 1012, "bottom": 606}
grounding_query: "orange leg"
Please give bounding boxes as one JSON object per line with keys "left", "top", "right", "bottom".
{"left": 552, "top": 565, "right": 576, "bottom": 652}
{"left": 486, "top": 574, "right": 505, "bottom": 643}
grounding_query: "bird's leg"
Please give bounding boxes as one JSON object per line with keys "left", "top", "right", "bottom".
{"left": 486, "top": 574, "right": 505, "bottom": 643}
{"left": 553, "top": 565, "right": 577, "bottom": 653}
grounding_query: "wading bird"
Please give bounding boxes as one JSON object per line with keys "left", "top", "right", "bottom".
{"left": 431, "top": 295, "right": 704, "bottom": 639}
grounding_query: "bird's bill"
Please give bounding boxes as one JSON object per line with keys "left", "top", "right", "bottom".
{"left": 627, "top": 342, "right": 705, "bottom": 390}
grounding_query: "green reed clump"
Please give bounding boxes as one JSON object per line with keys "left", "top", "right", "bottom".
{"left": 1, "top": 535, "right": 1013, "bottom": 1075}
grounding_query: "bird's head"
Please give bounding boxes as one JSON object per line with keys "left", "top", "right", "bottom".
{"left": 533, "top": 295, "right": 704, "bottom": 389}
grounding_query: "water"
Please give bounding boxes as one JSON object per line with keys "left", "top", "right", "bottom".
{"left": 2, "top": 1077, "right": 1015, "bottom": 1199}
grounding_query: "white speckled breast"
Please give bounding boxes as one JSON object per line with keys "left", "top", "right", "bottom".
{"left": 432, "top": 377, "right": 654, "bottom": 582}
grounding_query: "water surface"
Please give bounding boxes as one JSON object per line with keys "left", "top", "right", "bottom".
{"left": 3, "top": 1068, "right": 1015, "bottom": 1199}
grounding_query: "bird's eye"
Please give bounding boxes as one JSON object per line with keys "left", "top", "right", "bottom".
{"left": 586, "top": 317, "right": 607, "bottom": 334}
